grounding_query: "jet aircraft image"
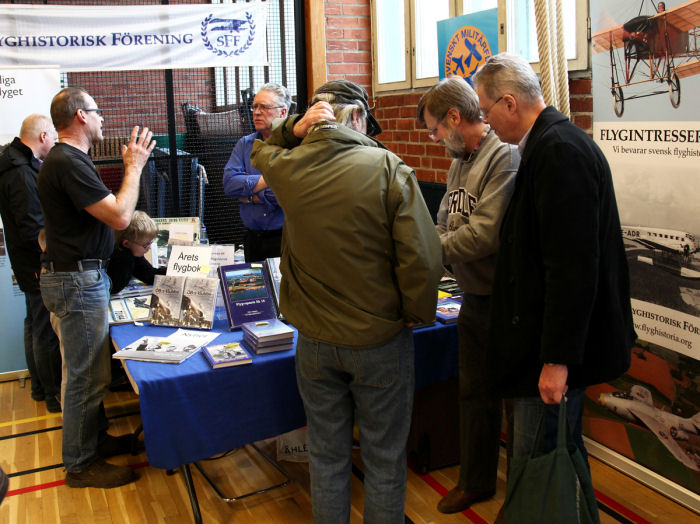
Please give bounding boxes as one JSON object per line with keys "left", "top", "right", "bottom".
{"left": 599, "top": 385, "right": 700, "bottom": 471}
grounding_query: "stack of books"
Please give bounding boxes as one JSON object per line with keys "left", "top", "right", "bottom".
{"left": 241, "top": 318, "right": 294, "bottom": 354}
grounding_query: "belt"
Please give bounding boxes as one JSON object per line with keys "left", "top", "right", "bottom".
{"left": 42, "top": 259, "right": 109, "bottom": 273}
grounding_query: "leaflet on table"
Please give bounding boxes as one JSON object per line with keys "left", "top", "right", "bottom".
{"left": 113, "top": 329, "right": 220, "bottom": 363}
{"left": 435, "top": 295, "right": 462, "bottom": 324}
{"left": 218, "top": 262, "right": 277, "bottom": 330}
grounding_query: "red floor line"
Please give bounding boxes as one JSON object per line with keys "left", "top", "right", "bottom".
{"left": 594, "top": 488, "right": 654, "bottom": 524}
{"left": 417, "top": 471, "right": 490, "bottom": 524}
{"left": 4, "top": 461, "right": 150, "bottom": 498}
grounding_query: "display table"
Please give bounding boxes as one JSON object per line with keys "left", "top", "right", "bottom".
{"left": 110, "top": 318, "right": 458, "bottom": 522}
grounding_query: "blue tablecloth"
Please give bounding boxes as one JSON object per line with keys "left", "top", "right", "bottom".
{"left": 110, "top": 319, "right": 457, "bottom": 470}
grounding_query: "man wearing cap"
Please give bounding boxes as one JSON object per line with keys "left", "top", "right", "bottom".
{"left": 251, "top": 80, "right": 443, "bottom": 524}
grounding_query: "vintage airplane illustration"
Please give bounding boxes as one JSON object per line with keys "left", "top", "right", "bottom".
{"left": 592, "top": 0, "right": 700, "bottom": 116}
{"left": 622, "top": 225, "right": 698, "bottom": 257}
{"left": 209, "top": 18, "right": 248, "bottom": 33}
{"left": 599, "top": 385, "right": 700, "bottom": 470}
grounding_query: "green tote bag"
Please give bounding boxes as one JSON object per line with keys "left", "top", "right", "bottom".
{"left": 504, "top": 399, "right": 600, "bottom": 524}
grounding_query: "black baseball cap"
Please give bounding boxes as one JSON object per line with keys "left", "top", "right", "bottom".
{"left": 312, "top": 79, "right": 382, "bottom": 137}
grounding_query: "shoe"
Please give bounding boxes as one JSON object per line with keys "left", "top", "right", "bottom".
{"left": 437, "top": 487, "right": 496, "bottom": 514}
{"left": 0, "top": 464, "right": 8, "bottom": 503}
{"left": 65, "top": 458, "right": 138, "bottom": 488}
{"left": 97, "top": 433, "right": 135, "bottom": 459}
{"left": 45, "top": 396, "right": 61, "bottom": 413}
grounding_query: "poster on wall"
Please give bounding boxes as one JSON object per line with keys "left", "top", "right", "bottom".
{"left": 586, "top": 0, "right": 700, "bottom": 499}
{"left": 437, "top": 9, "right": 498, "bottom": 83}
{"left": 0, "top": 67, "right": 60, "bottom": 145}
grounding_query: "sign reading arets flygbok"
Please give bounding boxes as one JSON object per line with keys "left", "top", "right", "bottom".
{"left": 0, "top": 3, "right": 268, "bottom": 71}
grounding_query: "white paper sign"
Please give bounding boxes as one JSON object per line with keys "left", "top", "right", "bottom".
{"left": 167, "top": 245, "right": 212, "bottom": 276}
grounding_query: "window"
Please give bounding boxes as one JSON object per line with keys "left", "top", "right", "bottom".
{"left": 371, "top": 0, "right": 589, "bottom": 93}
{"left": 503, "top": 0, "right": 589, "bottom": 73}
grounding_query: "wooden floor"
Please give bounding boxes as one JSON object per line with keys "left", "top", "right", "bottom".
{"left": 1, "top": 379, "right": 698, "bottom": 524}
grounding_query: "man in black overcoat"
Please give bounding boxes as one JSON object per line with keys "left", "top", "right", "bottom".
{"left": 473, "top": 53, "right": 636, "bottom": 465}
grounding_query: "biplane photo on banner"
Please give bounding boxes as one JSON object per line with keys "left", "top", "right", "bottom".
{"left": 592, "top": 0, "right": 700, "bottom": 117}
{"left": 589, "top": 0, "right": 700, "bottom": 504}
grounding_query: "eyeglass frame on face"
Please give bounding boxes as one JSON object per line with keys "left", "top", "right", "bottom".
{"left": 480, "top": 95, "right": 506, "bottom": 120}
{"left": 79, "top": 107, "right": 103, "bottom": 116}
{"left": 133, "top": 240, "right": 153, "bottom": 250}
{"left": 427, "top": 112, "right": 448, "bottom": 140}
{"left": 252, "top": 103, "right": 284, "bottom": 112}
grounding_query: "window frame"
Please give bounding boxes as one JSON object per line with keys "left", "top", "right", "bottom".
{"left": 371, "top": 0, "right": 589, "bottom": 94}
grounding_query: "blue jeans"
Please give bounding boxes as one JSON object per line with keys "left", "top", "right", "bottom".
{"left": 40, "top": 269, "right": 112, "bottom": 472}
{"left": 512, "top": 387, "right": 588, "bottom": 463}
{"left": 24, "top": 290, "right": 62, "bottom": 399}
{"left": 295, "top": 329, "right": 414, "bottom": 524}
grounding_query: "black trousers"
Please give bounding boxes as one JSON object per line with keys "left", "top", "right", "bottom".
{"left": 457, "top": 293, "right": 502, "bottom": 491}
{"left": 244, "top": 228, "right": 283, "bottom": 262}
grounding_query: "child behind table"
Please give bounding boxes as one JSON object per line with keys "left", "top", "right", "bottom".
{"left": 107, "top": 210, "right": 166, "bottom": 294}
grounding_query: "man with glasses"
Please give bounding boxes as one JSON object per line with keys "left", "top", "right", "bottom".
{"left": 38, "top": 87, "right": 156, "bottom": 488}
{"left": 416, "top": 76, "right": 519, "bottom": 514}
{"left": 472, "top": 53, "right": 634, "bottom": 492}
{"left": 0, "top": 114, "right": 62, "bottom": 413}
{"left": 223, "top": 83, "right": 291, "bottom": 261}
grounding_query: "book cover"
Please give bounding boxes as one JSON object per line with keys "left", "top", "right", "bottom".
{"left": 218, "top": 262, "right": 277, "bottom": 330}
{"left": 153, "top": 217, "right": 200, "bottom": 266}
{"left": 109, "top": 298, "right": 132, "bottom": 324}
{"left": 435, "top": 296, "right": 462, "bottom": 324}
{"left": 113, "top": 329, "right": 219, "bottom": 364}
{"left": 266, "top": 257, "right": 283, "bottom": 319}
{"left": 241, "top": 318, "right": 294, "bottom": 343}
{"left": 180, "top": 276, "right": 218, "bottom": 330}
{"left": 150, "top": 274, "right": 186, "bottom": 327}
{"left": 202, "top": 342, "right": 252, "bottom": 369}
{"left": 124, "top": 295, "right": 151, "bottom": 323}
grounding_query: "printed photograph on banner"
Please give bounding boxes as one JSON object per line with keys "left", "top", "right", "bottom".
{"left": 588, "top": 0, "right": 700, "bottom": 497}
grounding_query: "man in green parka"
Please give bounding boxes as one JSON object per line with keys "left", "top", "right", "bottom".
{"left": 251, "top": 80, "right": 443, "bottom": 524}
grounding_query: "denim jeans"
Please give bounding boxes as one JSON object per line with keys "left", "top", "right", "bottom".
{"left": 40, "top": 269, "right": 111, "bottom": 472}
{"left": 24, "top": 290, "right": 62, "bottom": 399}
{"left": 295, "top": 329, "right": 414, "bottom": 524}
{"left": 512, "top": 387, "right": 588, "bottom": 463}
{"left": 457, "top": 294, "right": 502, "bottom": 491}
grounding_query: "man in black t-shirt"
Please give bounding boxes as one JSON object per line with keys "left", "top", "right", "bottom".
{"left": 38, "top": 87, "right": 155, "bottom": 489}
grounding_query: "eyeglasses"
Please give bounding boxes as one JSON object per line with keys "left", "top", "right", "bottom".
{"left": 80, "top": 108, "right": 103, "bottom": 116}
{"left": 480, "top": 95, "right": 505, "bottom": 119}
{"left": 427, "top": 114, "right": 446, "bottom": 140}
{"left": 252, "top": 103, "right": 284, "bottom": 112}
{"left": 135, "top": 241, "right": 153, "bottom": 250}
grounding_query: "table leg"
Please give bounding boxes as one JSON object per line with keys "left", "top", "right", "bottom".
{"left": 180, "top": 464, "right": 203, "bottom": 524}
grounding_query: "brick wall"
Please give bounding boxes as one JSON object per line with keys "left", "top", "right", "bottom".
{"left": 323, "top": 0, "right": 595, "bottom": 183}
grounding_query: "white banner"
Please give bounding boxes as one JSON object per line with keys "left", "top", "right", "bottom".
{"left": 0, "top": 4, "right": 268, "bottom": 72}
{"left": 0, "top": 67, "right": 61, "bottom": 145}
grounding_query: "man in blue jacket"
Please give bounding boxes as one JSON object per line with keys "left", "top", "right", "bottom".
{"left": 222, "top": 83, "right": 291, "bottom": 261}
{"left": 0, "top": 114, "right": 61, "bottom": 413}
{"left": 473, "top": 53, "right": 635, "bottom": 463}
